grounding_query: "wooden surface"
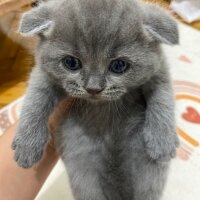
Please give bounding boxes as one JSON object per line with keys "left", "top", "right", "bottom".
{"left": 0, "top": 0, "right": 200, "bottom": 108}
{"left": 0, "top": 0, "right": 32, "bottom": 16}
{"left": 0, "top": 8, "right": 36, "bottom": 108}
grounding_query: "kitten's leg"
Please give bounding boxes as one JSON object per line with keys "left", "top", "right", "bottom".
{"left": 132, "top": 154, "right": 169, "bottom": 200}
{"left": 12, "top": 67, "right": 63, "bottom": 168}
{"left": 142, "top": 67, "right": 179, "bottom": 162}
{"left": 58, "top": 122, "right": 106, "bottom": 200}
{"left": 62, "top": 154, "right": 106, "bottom": 200}
{"left": 65, "top": 164, "right": 106, "bottom": 200}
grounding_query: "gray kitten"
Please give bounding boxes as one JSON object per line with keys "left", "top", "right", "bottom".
{"left": 12, "top": 0, "right": 179, "bottom": 199}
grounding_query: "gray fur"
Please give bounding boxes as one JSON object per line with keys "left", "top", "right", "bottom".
{"left": 12, "top": 0, "right": 179, "bottom": 199}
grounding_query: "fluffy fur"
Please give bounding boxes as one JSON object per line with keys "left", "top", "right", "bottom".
{"left": 12, "top": 0, "right": 179, "bottom": 199}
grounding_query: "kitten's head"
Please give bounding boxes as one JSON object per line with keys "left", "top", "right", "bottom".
{"left": 19, "top": 0, "right": 178, "bottom": 102}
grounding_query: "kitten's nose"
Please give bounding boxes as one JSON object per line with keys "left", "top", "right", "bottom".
{"left": 86, "top": 88, "right": 103, "bottom": 95}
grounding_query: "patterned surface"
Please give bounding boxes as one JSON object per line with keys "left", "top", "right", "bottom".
{"left": 0, "top": 22, "right": 200, "bottom": 199}
{"left": 162, "top": 22, "right": 200, "bottom": 200}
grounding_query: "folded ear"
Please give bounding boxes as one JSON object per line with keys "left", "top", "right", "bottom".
{"left": 19, "top": 5, "right": 53, "bottom": 36}
{"left": 143, "top": 4, "right": 179, "bottom": 45}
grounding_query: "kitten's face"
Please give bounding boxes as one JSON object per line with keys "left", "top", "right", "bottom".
{"left": 37, "top": 0, "right": 162, "bottom": 102}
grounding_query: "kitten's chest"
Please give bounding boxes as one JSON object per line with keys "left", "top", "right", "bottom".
{"left": 67, "top": 102, "right": 125, "bottom": 135}
{"left": 61, "top": 98, "right": 145, "bottom": 137}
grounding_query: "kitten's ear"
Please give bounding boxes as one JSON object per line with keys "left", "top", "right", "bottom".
{"left": 19, "top": 5, "right": 53, "bottom": 36}
{"left": 143, "top": 4, "right": 179, "bottom": 45}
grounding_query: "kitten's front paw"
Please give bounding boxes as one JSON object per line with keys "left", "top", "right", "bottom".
{"left": 144, "top": 129, "right": 179, "bottom": 163}
{"left": 12, "top": 138, "right": 44, "bottom": 168}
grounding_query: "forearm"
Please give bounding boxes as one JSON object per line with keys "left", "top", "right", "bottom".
{"left": 143, "top": 69, "right": 175, "bottom": 131}
{"left": 16, "top": 67, "right": 59, "bottom": 142}
{"left": 0, "top": 94, "right": 72, "bottom": 199}
{"left": 12, "top": 67, "right": 64, "bottom": 168}
{"left": 0, "top": 123, "right": 58, "bottom": 200}
{"left": 142, "top": 67, "right": 179, "bottom": 161}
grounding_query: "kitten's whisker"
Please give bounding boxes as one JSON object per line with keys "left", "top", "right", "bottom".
{"left": 111, "top": 102, "right": 115, "bottom": 136}
{"left": 114, "top": 100, "right": 121, "bottom": 120}
{"left": 118, "top": 101, "right": 131, "bottom": 117}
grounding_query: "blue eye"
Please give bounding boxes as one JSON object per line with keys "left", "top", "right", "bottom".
{"left": 62, "top": 56, "right": 82, "bottom": 71}
{"left": 109, "top": 59, "right": 129, "bottom": 74}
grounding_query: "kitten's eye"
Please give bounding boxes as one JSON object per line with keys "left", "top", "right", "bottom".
{"left": 62, "top": 56, "right": 82, "bottom": 71}
{"left": 109, "top": 59, "right": 129, "bottom": 74}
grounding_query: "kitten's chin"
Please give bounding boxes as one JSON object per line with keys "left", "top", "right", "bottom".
{"left": 87, "top": 97, "right": 103, "bottom": 103}
{"left": 82, "top": 95, "right": 109, "bottom": 103}
{"left": 86, "top": 95, "right": 122, "bottom": 103}
{"left": 67, "top": 92, "right": 123, "bottom": 102}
